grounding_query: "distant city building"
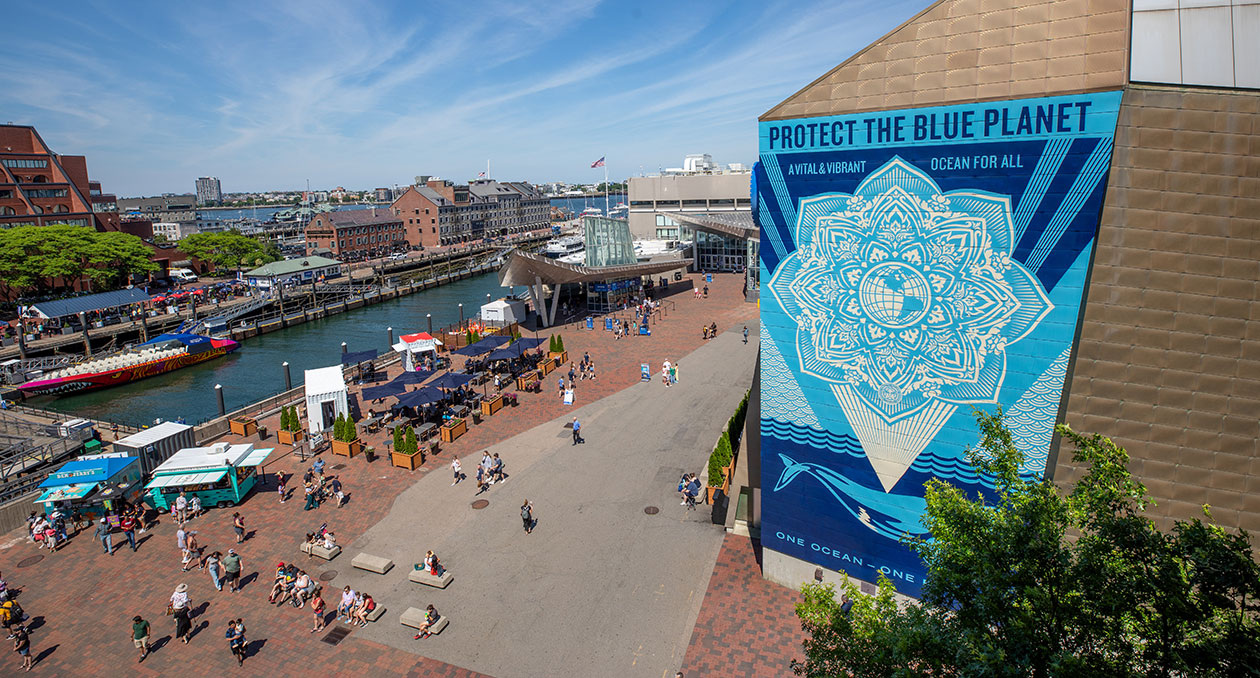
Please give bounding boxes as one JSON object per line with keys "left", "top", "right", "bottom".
{"left": 0, "top": 124, "right": 123, "bottom": 232}
{"left": 303, "top": 208, "right": 405, "bottom": 259}
{"left": 628, "top": 157, "right": 751, "bottom": 239}
{"left": 390, "top": 179, "right": 550, "bottom": 248}
{"left": 152, "top": 221, "right": 199, "bottom": 241}
{"left": 195, "top": 177, "right": 222, "bottom": 206}
{"left": 374, "top": 187, "right": 392, "bottom": 202}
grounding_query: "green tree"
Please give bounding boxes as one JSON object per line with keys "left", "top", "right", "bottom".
{"left": 280, "top": 407, "right": 291, "bottom": 432}
{"left": 392, "top": 424, "right": 405, "bottom": 452}
{"left": 793, "top": 411, "right": 1260, "bottom": 678}
{"left": 179, "top": 231, "right": 278, "bottom": 276}
{"left": 404, "top": 426, "right": 418, "bottom": 456}
{"left": 0, "top": 224, "right": 157, "bottom": 297}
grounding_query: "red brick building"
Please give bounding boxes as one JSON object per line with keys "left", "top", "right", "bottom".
{"left": 304, "top": 208, "right": 405, "bottom": 260}
{"left": 390, "top": 178, "right": 551, "bottom": 248}
{"left": 0, "top": 124, "right": 122, "bottom": 232}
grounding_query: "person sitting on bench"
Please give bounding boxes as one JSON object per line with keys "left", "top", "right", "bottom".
{"left": 350, "top": 593, "right": 376, "bottom": 627}
{"left": 413, "top": 604, "right": 440, "bottom": 640}
{"left": 321, "top": 531, "right": 337, "bottom": 550}
{"left": 423, "top": 550, "right": 444, "bottom": 576}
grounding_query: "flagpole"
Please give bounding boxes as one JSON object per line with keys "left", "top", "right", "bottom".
{"left": 603, "top": 157, "right": 609, "bottom": 217}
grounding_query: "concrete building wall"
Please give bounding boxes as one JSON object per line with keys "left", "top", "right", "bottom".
{"left": 627, "top": 172, "right": 752, "bottom": 239}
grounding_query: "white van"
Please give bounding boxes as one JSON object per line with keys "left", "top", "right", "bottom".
{"left": 170, "top": 268, "right": 198, "bottom": 283}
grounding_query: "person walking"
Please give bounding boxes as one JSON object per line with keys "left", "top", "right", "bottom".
{"left": 743, "top": 325, "right": 749, "bottom": 344}
{"left": 225, "top": 620, "right": 245, "bottom": 666}
{"left": 310, "top": 590, "right": 326, "bottom": 633}
{"left": 521, "top": 499, "right": 534, "bottom": 534}
{"left": 174, "top": 492, "right": 188, "bottom": 523}
{"left": 170, "top": 583, "right": 192, "bottom": 644}
{"left": 232, "top": 513, "right": 246, "bottom": 544}
{"left": 277, "top": 472, "right": 287, "bottom": 504}
{"left": 131, "top": 615, "right": 151, "bottom": 663}
{"left": 571, "top": 417, "right": 582, "bottom": 445}
{"left": 94, "top": 517, "right": 113, "bottom": 555}
{"left": 302, "top": 483, "right": 318, "bottom": 511}
{"left": 451, "top": 458, "right": 463, "bottom": 486}
{"left": 12, "top": 623, "right": 31, "bottom": 672}
{"left": 222, "top": 549, "right": 243, "bottom": 593}
{"left": 120, "top": 513, "right": 137, "bottom": 552}
{"left": 189, "top": 495, "right": 202, "bottom": 520}
{"left": 670, "top": 361, "right": 678, "bottom": 385}
{"left": 205, "top": 551, "right": 223, "bottom": 591}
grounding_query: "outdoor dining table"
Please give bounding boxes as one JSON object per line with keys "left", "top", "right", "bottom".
{"left": 360, "top": 415, "right": 382, "bottom": 432}
{"left": 450, "top": 404, "right": 470, "bottom": 419}
{"left": 414, "top": 422, "right": 436, "bottom": 441}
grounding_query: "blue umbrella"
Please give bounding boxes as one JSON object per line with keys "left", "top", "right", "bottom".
{"left": 362, "top": 382, "right": 405, "bottom": 401}
{"left": 514, "top": 337, "right": 547, "bottom": 350}
{"left": 452, "top": 335, "right": 511, "bottom": 356}
{"left": 392, "top": 386, "right": 446, "bottom": 409}
{"left": 487, "top": 343, "right": 526, "bottom": 361}
{"left": 390, "top": 369, "right": 434, "bottom": 386}
{"left": 428, "top": 372, "right": 474, "bottom": 390}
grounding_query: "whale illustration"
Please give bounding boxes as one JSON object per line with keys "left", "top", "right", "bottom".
{"left": 775, "top": 454, "right": 930, "bottom": 541}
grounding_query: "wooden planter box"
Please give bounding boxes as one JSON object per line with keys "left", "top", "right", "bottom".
{"left": 481, "top": 394, "right": 504, "bottom": 416}
{"left": 391, "top": 449, "right": 423, "bottom": 470}
{"left": 277, "top": 428, "right": 304, "bottom": 446}
{"left": 540, "top": 359, "right": 554, "bottom": 376}
{"left": 516, "top": 373, "right": 540, "bottom": 391}
{"left": 229, "top": 417, "right": 257, "bottom": 437}
{"left": 331, "top": 438, "right": 363, "bottom": 458}
{"left": 550, "top": 350, "right": 568, "bottom": 365}
{"left": 440, "top": 418, "right": 467, "bottom": 443}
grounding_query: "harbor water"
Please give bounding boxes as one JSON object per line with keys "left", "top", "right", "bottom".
{"left": 29, "top": 272, "right": 515, "bottom": 427}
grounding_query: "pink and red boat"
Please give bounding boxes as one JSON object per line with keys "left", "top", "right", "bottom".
{"left": 19, "top": 333, "right": 239, "bottom": 396}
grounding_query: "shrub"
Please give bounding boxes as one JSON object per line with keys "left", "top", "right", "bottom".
{"left": 404, "top": 426, "right": 418, "bottom": 455}
{"left": 393, "top": 424, "right": 405, "bottom": 451}
{"left": 280, "top": 407, "right": 291, "bottom": 432}
{"left": 555, "top": 334, "right": 565, "bottom": 352}
{"left": 708, "top": 433, "right": 732, "bottom": 487}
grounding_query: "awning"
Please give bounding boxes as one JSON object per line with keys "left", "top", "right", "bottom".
{"left": 497, "top": 251, "right": 686, "bottom": 288}
{"left": 238, "top": 447, "right": 275, "bottom": 468}
{"left": 145, "top": 469, "right": 228, "bottom": 489}
{"left": 26, "top": 288, "right": 153, "bottom": 320}
{"left": 34, "top": 483, "right": 98, "bottom": 504}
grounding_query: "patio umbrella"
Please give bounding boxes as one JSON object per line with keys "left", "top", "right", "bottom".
{"left": 513, "top": 337, "right": 547, "bottom": 351}
{"left": 428, "top": 372, "right": 474, "bottom": 390}
{"left": 392, "top": 386, "right": 445, "bottom": 409}
{"left": 362, "top": 382, "right": 405, "bottom": 401}
{"left": 389, "top": 369, "right": 434, "bottom": 386}
{"left": 452, "top": 335, "right": 511, "bottom": 356}
{"left": 487, "top": 343, "right": 527, "bottom": 361}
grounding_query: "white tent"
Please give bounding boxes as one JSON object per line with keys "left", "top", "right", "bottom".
{"left": 304, "top": 365, "right": 348, "bottom": 434}
{"left": 391, "top": 331, "right": 443, "bottom": 372}
{"left": 480, "top": 298, "right": 527, "bottom": 324}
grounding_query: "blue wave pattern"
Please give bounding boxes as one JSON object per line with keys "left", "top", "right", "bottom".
{"left": 1004, "top": 347, "right": 1071, "bottom": 476}
{"left": 759, "top": 325, "right": 823, "bottom": 429}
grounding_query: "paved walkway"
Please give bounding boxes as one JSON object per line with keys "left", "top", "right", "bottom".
{"left": 0, "top": 272, "right": 758, "bottom": 677}
{"left": 682, "top": 536, "right": 808, "bottom": 677}
{"left": 338, "top": 327, "right": 757, "bottom": 678}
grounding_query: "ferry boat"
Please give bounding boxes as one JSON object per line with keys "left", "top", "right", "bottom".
{"left": 19, "top": 333, "right": 240, "bottom": 396}
{"left": 542, "top": 235, "right": 585, "bottom": 259}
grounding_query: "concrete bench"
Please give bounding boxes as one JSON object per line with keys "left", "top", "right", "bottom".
{"left": 299, "top": 543, "right": 341, "bottom": 560}
{"left": 408, "top": 568, "right": 453, "bottom": 588}
{"left": 352, "top": 553, "right": 394, "bottom": 574}
{"left": 365, "top": 605, "right": 386, "bottom": 623}
{"left": 400, "top": 607, "right": 448, "bottom": 634}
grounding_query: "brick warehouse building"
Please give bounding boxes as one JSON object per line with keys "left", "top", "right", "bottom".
{"left": 0, "top": 124, "right": 123, "bottom": 232}
{"left": 390, "top": 178, "right": 551, "bottom": 248}
{"left": 749, "top": 0, "right": 1258, "bottom": 594}
{"left": 303, "top": 208, "right": 406, "bottom": 260}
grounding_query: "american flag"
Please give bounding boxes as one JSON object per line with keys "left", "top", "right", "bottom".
{"left": 590, "top": 156, "right": 605, "bottom": 168}
{"left": 478, "top": 171, "right": 486, "bottom": 177}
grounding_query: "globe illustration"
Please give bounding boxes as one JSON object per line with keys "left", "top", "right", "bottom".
{"left": 858, "top": 262, "right": 931, "bottom": 328}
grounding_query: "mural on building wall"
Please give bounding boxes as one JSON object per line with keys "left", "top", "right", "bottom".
{"left": 757, "top": 92, "right": 1123, "bottom": 595}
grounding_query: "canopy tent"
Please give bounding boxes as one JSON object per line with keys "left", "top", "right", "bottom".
{"left": 392, "top": 386, "right": 445, "bottom": 409}
{"left": 390, "top": 369, "right": 435, "bottom": 386}
{"left": 479, "top": 298, "right": 527, "bottom": 324}
{"left": 341, "top": 349, "right": 380, "bottom": 365}
{"left": 304, "top": 365, "right": 348, "bottom": 434}
{"left": 392, "top": 332, "right": 443, "bottom": 372}
{"left": 428, "top": 372, "right": 474, "bottom": 390}
{"left": 362, "top": 382, "right": 406, "bottom": 401}
{"left": 25, "top": 288, "right": 153, "bottom": 320}
{"left": 452, "top": 335, "right": 511, "bottom": 357}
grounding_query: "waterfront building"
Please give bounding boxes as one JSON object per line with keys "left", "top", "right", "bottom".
{"left": 0, "top": 124, "right": 123, "bottom": 232}
{"left": 374, "top": 187, "right": 392, "bottom": 202}
{"left": 152, "top": 221, "right": 199, "bottom": 241}
{"left": 628, "top": 158, "right": 752, "bottom": 242}
{"left": 195, "top": 176, "right": 222, "bottom": 206}
{"left": 749, "top": 0, "right": 1260, "bottom": 597}
{"left": 391, "top": 178, "right": 550, "bottom": 248}
{"left": 243, "top": 255, "right": 343, "bottom": 289}
{"left": 303, "top": 209, "right": 405, "bottom": 260}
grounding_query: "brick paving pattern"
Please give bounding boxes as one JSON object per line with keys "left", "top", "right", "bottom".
{"left": 682, "top": 535, "right": 808, "bottom": 678}
{"left": 0, "top": 272, "right": 756, "bottom": 676}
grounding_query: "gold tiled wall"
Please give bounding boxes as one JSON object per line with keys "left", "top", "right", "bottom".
{"left": 1061, "top": 86, "right": 1260, "bottom": 532}
{"left": 761, "top": 0, "right": 1130, "bottom": 121}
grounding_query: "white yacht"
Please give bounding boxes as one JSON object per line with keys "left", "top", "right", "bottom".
{"left": 542, "top": 236, "right": 585, "bottom": 259}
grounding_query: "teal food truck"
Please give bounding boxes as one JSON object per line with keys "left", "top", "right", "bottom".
{"left": 144, "top": 442, "right": 274, "bottom": 510}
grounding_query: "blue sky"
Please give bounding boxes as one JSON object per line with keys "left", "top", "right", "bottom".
{"left": 0, "top": 0, "right": 927, "bottom": 196}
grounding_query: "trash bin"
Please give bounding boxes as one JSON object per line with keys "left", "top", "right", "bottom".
{"left": 364, "top": 447, "right": 376, "bottom": 463}
{"left": 471, "top": 410, "right": 482, "bottom": 425}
